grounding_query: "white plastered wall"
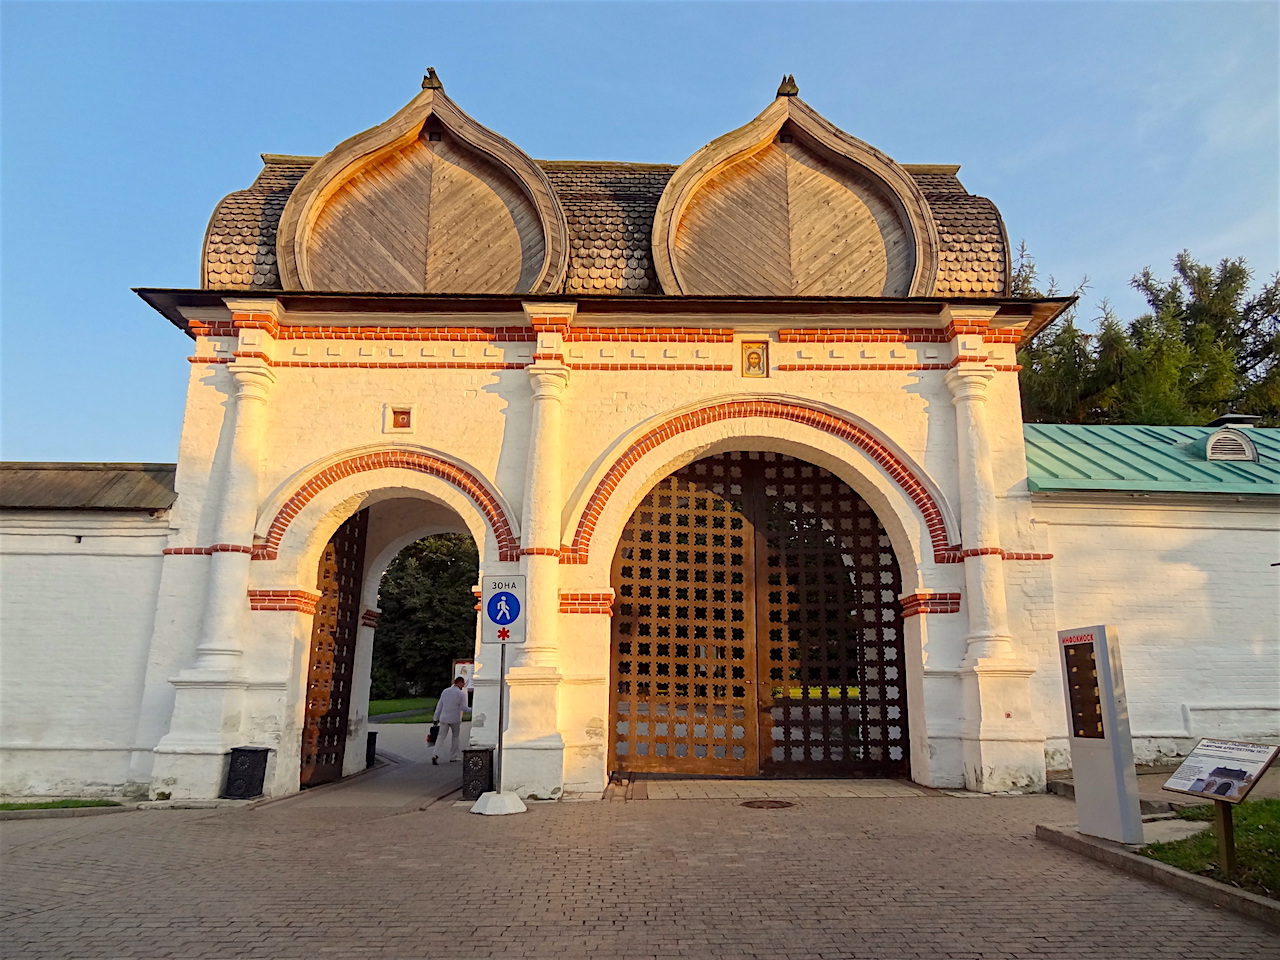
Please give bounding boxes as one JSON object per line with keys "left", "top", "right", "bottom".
{"left": 0, "top": 311, "right": 1061, "bottom": 798}
{"left": 1032, "top": 493, "right": 1280, "bottom": 768}
{"left": 0, "top": 511, "right": 168, "bottom": 796}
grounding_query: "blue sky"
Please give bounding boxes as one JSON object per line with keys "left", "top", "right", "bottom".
{"left": 2, "top": 1, "right": 1276, "bottom": 462}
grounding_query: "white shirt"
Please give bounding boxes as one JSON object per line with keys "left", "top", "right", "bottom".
{"left": 434, "top": 685, "right": 468, "bottom": 724}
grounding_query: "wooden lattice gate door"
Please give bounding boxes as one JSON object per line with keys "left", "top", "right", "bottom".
{"left": 300, "top": 509, "right": 368, "bottom": 787}
{"left": 609, "top": 453, "right": 909, "bottom": 779}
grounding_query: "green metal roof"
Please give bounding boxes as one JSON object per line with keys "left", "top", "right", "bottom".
{"left": 1023, "top": 424, "right": 1280, "bottom": 495}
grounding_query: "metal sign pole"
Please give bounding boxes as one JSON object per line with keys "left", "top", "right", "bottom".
{"left": 470, "top": 574, "right": 526, "bottom": 815}
{"left": 496, "top": 644, "right": 506, "bottom": 795}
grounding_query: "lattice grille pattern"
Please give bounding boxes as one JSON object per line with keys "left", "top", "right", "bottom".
{"left": 611, "top": 457, "right": 757, "bottom": 775}
{"left": 759, "top": 458, "right": 908, "bottom": 775}
{"left": 301, "top": 509, "right": 368, "bottom": 787}
{"left": 609, "top": 452, "right": 908, "bottom": 778}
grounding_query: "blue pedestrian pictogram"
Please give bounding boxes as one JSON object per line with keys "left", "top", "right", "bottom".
{"left": 487, "top": 591, "right": 520, "bottom": 624}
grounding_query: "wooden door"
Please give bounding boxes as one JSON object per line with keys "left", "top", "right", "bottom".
{"left": 608, "top": 453, "right": 909, "bottom": 779}
{"left": 300, "top": 509, "right": 368, "bottom": 787}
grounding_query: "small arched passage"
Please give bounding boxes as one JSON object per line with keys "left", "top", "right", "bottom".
{"left": 608, "top": 451, "right": 910, "bottom": 780}
{"left": 250, "top": 452, "right": 517, "bottom": 791}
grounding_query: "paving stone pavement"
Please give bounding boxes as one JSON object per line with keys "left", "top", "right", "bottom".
{"left": 2, "top": 785, "right": 1277, "bottom": 960}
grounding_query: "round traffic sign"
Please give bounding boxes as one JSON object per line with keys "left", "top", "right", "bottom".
{"left": 486, "top": 591, "right": 521, "bottom": 625}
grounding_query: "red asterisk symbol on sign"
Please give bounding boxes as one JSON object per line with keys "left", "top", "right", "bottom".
{"left": 497, "top": 628, "right": 510, "bottom": 640}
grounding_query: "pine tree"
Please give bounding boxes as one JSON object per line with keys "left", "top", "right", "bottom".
{"left": 1017, "top": 249, "right": 1279, "bottom": 425}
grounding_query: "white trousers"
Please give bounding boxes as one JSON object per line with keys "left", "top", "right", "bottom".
{"left": 433, "top": 721, "right": 463, "bottom": 762}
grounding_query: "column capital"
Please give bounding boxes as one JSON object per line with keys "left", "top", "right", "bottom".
{"left": 944, "top": 363, "right": 994, "bottom": 403}
{"left": 527, "top": 361, "right": 570, "bottom": 399}
{"left": 227, "top": 358, "right": 277, "bottom": 400}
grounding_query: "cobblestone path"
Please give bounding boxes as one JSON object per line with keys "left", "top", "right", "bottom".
{"left": 3, "top": 792, "right": 1276, "bottom": 959}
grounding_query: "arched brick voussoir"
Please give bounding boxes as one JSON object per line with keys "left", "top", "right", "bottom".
{"left": 560, "top": 400, "right": 960, "bottom": 565}
{"left": 256, "top": 452, "right": 520, "bottom": 562}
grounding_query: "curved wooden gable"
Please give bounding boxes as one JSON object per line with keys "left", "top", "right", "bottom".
{"left": 652, "top": 96, "right": 940, "bottom": 298}
{"left": 276, "top": 79, "right": 568, "bottom": 294}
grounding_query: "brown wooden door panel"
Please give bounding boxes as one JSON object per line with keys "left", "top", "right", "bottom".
{"left": 609, "top": 453, "right": 908, "bottom": 780}
{"left": 300, "top": 509, "right": 368, "bottom": 788}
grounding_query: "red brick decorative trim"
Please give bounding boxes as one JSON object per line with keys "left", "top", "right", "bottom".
{"left": 777, "top": 363, "right": 951, "bottom": 372}
{"left": 360, "top": 608, "right": 381, "bottom": 627}
{"left": 560, "top": 592, "right": 615, "bottom": 614}
{"left": 521, "top": 547, "right": 562, "bottom": 557}
{"left": 271, "top": 360, "right": 524, "bottom": 370}
{"left": 279, "top": 325, "right": 536, "bottom": 342}
{"left": 900, "top": 592, "right": 962, "bottom": 617}
{"left": 248, "top": 589, "right": 320, "bottom": 614}
{"left": 532, "top": 352, "right": 565, "bottom": 363}
{"left": 258, "top": 452, "right": 519, "bottom": 563}
{"left": 560, "top": 400, "right": 959, "bottom": 565}
{"left": 529, "top": 317, "right": 570, "bottom": 336}
{"left": 944, "top": 318, "right": 990, "bottom": 338}
{"left": 566, "top": 328, "right": 735, "bottom": 343}
{"left": 935, "top": 548, "right": 1054, "bottom": 563}
{"left": 566, "top": 363, "right": 734, "bottom": 372}
{"left": 779, "top": 328, "right": 951, "bottom": 343}
{"left": 163, "top": 543, "right": 254, "bottom": 556}
{"left": 189, "top": 355, "right": 523, "bottom": 371}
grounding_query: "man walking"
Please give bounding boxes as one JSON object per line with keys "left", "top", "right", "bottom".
{"left": 431, "top": 676, "right": 468, "bottom": 764}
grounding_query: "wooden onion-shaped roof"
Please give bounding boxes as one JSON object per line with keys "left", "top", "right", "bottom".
{"left": 651, "top": 94, "right": 940, "bottom": 298}
{"left": 275, "top": 76, "right": 569, "bottom": 294}
{"left": 202, "top": 82, "right": 1009, "bottom": 298}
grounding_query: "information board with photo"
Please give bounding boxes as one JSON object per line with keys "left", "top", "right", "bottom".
{"left": 1163, "top": 738, "right": 1279, "bottom": 804}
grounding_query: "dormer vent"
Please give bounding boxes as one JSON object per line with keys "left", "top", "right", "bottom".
{"left": 1199, "top": 427, "right": 1258, "bottom": 462}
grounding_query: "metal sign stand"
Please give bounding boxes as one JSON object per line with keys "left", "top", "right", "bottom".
{"left": 495, "top": 644, "right": 506, "bottom": 795}
{"left": 470, "top": 575, "right": 526, "bottom": 816}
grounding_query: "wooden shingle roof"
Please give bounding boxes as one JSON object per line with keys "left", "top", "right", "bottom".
{"left": 0, "top": 463, "right": 178, "bottom": 511}
{"left": 203, "top": 156, "right": 1007, "bottom": 298}
{"left": 201, "top": 79, "right": 1010, "bottom": 301}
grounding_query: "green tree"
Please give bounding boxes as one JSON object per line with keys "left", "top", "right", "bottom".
{"left": 1017, "top": 249, "right": 1279, "bottom": 425}
{"left": 370, "top": 533, "right": 478, "bottom": 699}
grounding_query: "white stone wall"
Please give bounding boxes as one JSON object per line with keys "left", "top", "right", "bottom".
{"left": 18, "top": 302, "right": 1275, "bottom": 800}
{"left": 0, "top": 511, "right": 168, "bottom": 796}
{"left": 1032, "top": 494, "right": 1280, "bottom": 768}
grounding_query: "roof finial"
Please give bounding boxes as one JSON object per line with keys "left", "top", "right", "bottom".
{"left": 777, "top": 74, "right": 798, "bottom": 97}
{"left": 422, "top": 67, "right": 443, "bottom": 90}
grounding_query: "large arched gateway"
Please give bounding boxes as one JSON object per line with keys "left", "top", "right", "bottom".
{"left": 129, "top": 73, "right": 1070, "bottom": 802}
{"left": 47, "top": 73, "right": 1266, "bottom": 808}
{"left": 609, "top": 452, "right": 908, "bottom": 779}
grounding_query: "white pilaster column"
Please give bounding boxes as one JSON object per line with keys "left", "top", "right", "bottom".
{"left": 190, "top": 358, "right": 277, "bottom": 675}
{"left": 944, "top": 364, "right": 1014, "bottom": 663}
{"left": 945, "top": 359, "right": 1045, "bottom": 793}
{"left": 152, "top": 340, "right": 277, "bottom": 799}
{"left": 519, "top": 361, "right": 570, "bottom": 669}
{"left": 497, "top": 304, "right": 575, "bottom": 800}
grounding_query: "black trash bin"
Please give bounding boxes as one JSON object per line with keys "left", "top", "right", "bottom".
{"left": 366, "top": 730, "right": 378, "bottom": 769}
{"left": 221, "top": 747, "right": 270, "bottom": 799}
{"left": 462, "top": 748, "right": 494, "bottom": 800}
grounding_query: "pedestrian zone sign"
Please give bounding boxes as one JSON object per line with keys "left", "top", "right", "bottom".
{"left": 481, "top": 575, "right": 526, "bottom": 645}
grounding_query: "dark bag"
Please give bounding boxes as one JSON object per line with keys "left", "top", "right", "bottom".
{"left": 427, "top": 723, "right": 440, "bottom": 745}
